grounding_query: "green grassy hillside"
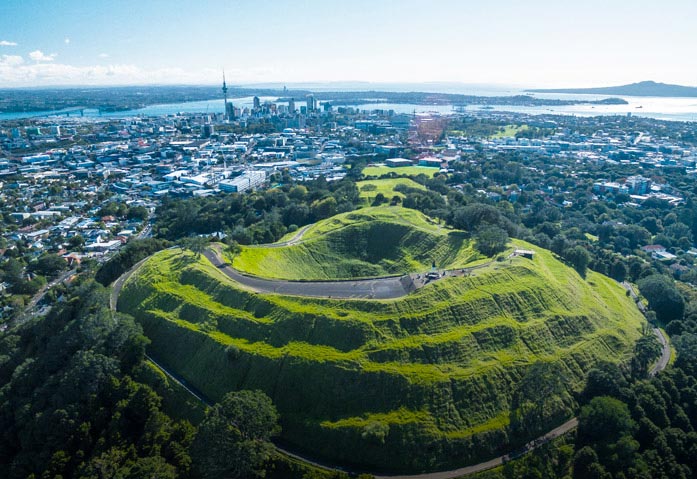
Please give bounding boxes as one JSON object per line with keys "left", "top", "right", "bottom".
{"left": 118, "top": 228, "right": 645, "bottom": 472}
{"left": 232, "top": 206, "right": 483, "bottom": 280}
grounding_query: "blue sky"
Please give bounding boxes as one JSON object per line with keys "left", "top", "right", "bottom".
{"left": 0, "top": 0, "right": 695, "bottom": 87}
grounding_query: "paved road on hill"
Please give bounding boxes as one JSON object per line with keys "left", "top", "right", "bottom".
{"left": 262, "top": 224, "right": 312, "bottom": 247}
{"left": 374, "top": 418, "right": 580, "bottom": 479}
{"left": 110, "top": 256, "right": 151, "bottom": 311}
{"left": 203, "top": 245, "right": 508, "bottom": 300}
{"left": 204, "top": 246, "right": 418, "bottom": 299}
{"left": 622, "top": 281, "right": 670, "bottom": 376}
{"left": 621, "top": 281, "right": 671, "bottom": 376}
{"left": 650, "top": 327, "right": 671, "bottom": 376}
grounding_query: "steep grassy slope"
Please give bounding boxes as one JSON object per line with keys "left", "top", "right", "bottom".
{"left": 119, "top": 238, "right": 645, "bottom": 472}
{"left": 232, "top": 206, "right": 483, "bottom": 280}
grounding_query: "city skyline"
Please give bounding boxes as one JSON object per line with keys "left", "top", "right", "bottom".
{"left": 1, "top": 0, "right": 696, "bottom": 88}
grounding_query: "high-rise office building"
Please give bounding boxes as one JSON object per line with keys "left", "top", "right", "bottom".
{"left": 306, "top": 94, "right": 316, "bottom": 112}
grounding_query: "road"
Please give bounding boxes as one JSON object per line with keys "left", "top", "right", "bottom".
{"left": 262, "top": 224, "right": 312, "bottom": 248}
{"left": 26, "top": 268, "right": 77, "bottom": 312}
{"left": 110, "top": 256, "right": 151, "bottom": 311}
{"left": 204, "top": 246, "right": 417, "bottom": 299}
{"left": 650, "top": 327, "right": 671, "bottom": 376}
{"left": 204, "top": 244, "right": 506, "bottom": 300}
{"left": 621, "top": 281, "right": 671, "bottom": 376}
{"left": 4, "top": 268, "right": 77, "bottom": 330}
{"left": 375, "top": 418, "right": 579, "bottom": 479}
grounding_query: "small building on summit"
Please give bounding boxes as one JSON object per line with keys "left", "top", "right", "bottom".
{"left": 514, "top": 249, "right": 535, "bottom": 259}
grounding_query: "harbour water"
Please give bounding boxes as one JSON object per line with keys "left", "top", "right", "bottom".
{"left": 2, "top": 88, "right": 697, "bottom": 122}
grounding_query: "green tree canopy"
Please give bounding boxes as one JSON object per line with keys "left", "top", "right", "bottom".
{"left": 577, "top": 396, "right": 636, "bottom": 446}
{"left": 638, "top": 274, "right": 685, "bottom": 323}
{"left": 474, "top": 224, "right": 509, "bottom": 256}
{"left": 191, "top": 390, "right": 280, "bottom": 479}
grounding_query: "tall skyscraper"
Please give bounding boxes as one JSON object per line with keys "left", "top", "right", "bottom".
{"left": 222, "top": 71, "right": 230, "bottom": 120}
{"left": 306, "top": 94, "right": 316, "bottom": 112}
{"left": 288, "top": 98, "right": 295, "bottom": 113}
{"left": 253, "top": 96, "right": 261, "bottom": 110}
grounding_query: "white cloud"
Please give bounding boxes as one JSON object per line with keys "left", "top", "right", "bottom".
{"left": 29, "top": 50, "right": 56, "bottom": 62}
{"left": 64, "top": 38, "right": 70, "bottom": 44}
{"left": 98, "top": 53, "right": 109, "bottom": 58}
{"left": 0, "top": 58, "right": 222, "bottom": 86}
{"left": 0, "top": 40, "right": 18, "bottom": 46}
{"left": 1, "top": 55, "right": 24, "bottom": 66}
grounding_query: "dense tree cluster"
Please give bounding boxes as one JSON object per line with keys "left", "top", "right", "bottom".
{"left": 0, "top": 279, "right": 281, "bottom": 479}
{"left": 154, "top": 176, "right": 360, "bottom": 244}
{"left": 566, "top": 287, "right": 697, "bottom": 479}
{"left": 95, "top": 238, "right": 171, "bottom": 286}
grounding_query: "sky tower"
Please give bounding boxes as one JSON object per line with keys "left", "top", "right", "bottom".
{"left": 222, "top": 71, "right": 233, "bottom": 121}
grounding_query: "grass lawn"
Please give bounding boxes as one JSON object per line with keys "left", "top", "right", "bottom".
{"left": 490, "top": 124, "right": 529, "bottom": 138}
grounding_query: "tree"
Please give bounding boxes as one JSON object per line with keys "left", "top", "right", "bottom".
{"left": 573, "top": 446, "right": 607, "bottom": 479}
{"left": 638, "top": 275, "right": 685, "bottom": 323}
{"left": 564, "top": 245, "right": 590, "bottom": 277}
{"left": 30, "top": 253, "right": 67, "bottom": 278}
{"left": 474, "top": 224, "right": 508, "bottom": 256}
{"left": 452, "top": 203, "right": 502, "bottom": 231}
{"left": 181, "top": 236, "right": 209, "bottom": 259}
{"left": 631, "top": 334, "right": 663, "bottom": 378}
{"left": 577, "top": 396, "right": 636, "bottom": 446}
{"left": 609, "top": 260, "right": 627, "bottom": 282}
{"left": 581, "top": 362, "right": 628, "bottom": 403}
{"left": 127, "top": 205, "right": 149, "bottom": 221}
{"left": 509, "top": 362, "right": 573, "bottom": 439}
{"left": 673, "top": 333, "right": 697, "bottom": 376}
{"left": 1, "top": 257, "right": 24, "bottom": 285}
{"left": 68, "top": 234, "right": 85, "bottom": 250}
{"left": 191, "top": 390, "right": 280, "bottom": 479}
{"left": 310, "top": 196, "right": 337, "bottom": 220}
{"left": 226, "top": 241, "right": 242, "bottom": 265}
{"left": 371, "top": 193, "right": 387, "bottom": 206}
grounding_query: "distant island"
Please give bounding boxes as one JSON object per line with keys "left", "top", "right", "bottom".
{"left": 528, "top": 80, "right": 697, "bottom": 97}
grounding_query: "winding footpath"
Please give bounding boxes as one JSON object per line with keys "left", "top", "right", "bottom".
{"left": 263, "top": 224, "right": 312, "bottom": 247}
{"left": 109, "top": 244, "right": 672, "bottom": 479}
